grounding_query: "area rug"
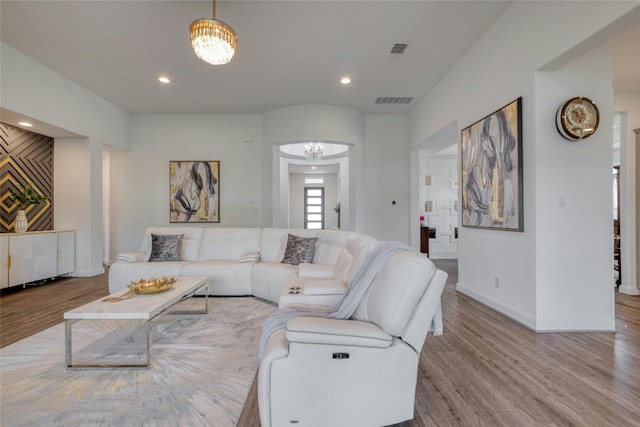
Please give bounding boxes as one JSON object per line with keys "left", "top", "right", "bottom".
{"left": 0, "top": 297, "right": 276, "bottom": 427}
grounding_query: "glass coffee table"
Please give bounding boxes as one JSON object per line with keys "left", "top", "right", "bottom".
{"left": 64, "top": 276, "right": 208, "bottom": 370}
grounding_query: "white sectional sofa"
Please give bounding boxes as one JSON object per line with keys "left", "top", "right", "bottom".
{"left": 108, "top": 226, "right": 377, "bottom": 305}
{"left": 109, "top": 226, "right": 447, "bottom": 426}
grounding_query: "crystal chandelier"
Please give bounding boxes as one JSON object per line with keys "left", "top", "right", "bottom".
{"left": 190, "top": 0, "right": 237, "bottom": 65}
{"left": 305, "top": 143, "right": 324, "bottom": 161}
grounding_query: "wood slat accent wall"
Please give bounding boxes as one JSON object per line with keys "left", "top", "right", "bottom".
{"left": 0, "top": 122, "right": 53, "bottom": 232}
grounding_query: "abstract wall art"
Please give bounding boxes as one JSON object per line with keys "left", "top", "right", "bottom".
{"left": 461, "top": 98, "right": 523, "bottom": 231}
{"left": 170, "top": 160, "right": 220, "bottom": 223}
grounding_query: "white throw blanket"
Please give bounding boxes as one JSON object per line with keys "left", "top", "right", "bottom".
{"left": 259, "top": 241, "right": 442, "bottom": 356}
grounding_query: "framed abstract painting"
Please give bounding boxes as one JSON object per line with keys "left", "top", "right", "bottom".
{"left": 461, "top": 97, "right": 523, "bottom": 231}
{"left": 169, "top": 160, "right": 220, "bottom": 223}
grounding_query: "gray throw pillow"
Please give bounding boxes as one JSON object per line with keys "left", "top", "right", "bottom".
{"left": 281, "top": 234, "right": 317, "bottom": 265}
{"left": 146, "top": 233, "right": 184, "bottom": 262}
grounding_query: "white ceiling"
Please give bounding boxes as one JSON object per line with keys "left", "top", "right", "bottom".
{"left": 0, "top": 1, "right": 637, "bottom": 141}
{"left": 1, "top": 0, "right": 515, "bottom": 115}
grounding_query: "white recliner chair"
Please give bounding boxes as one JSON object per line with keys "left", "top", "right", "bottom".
{"left": 258, "top": 250, "right": 448, "bottom": 427}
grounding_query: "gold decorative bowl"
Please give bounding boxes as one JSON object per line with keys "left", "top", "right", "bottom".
{"left": 128, "top": 277, "right": 177, "bottom": 294}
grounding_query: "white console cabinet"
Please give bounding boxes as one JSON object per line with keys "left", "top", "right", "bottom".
{"left": 0, "top": 230, "right": 75, "bottom": 289}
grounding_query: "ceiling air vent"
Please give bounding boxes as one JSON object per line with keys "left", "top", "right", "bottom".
{"left": 390, "top": 43, "right": 408, "bottom": 54}
{"left": 375, "top": 97, "right": 414, "bottom": 105}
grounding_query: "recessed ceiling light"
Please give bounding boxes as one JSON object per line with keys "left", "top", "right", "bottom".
{"left": 311, "top": 166, "right": 317, "bottom": 170}
{"left": 158, "top": 76, "right": 171, "bottom": 84}
{"left": 340, "top": 77, "right": 351, "bottom": 85}
{"left": 18, "top": 122, "right": 33, "bottom": 127}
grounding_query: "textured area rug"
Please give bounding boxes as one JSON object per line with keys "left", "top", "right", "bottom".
{"left": 1, "top": 297, "right": 276, "bottom": 427}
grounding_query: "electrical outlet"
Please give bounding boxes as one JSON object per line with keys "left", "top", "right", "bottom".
{"left": 494, "top": 277, "right": 501, "bottom": 288}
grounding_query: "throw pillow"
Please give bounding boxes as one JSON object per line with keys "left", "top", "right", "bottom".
{"left": 281, "top": 234, "right": 317, "bottom": 265}
{"left": 146, "top": 234, "right": 184, "bottom": 262}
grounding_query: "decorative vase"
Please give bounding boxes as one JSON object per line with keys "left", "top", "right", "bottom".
{"left": 14, "top": 209, "right": 28, "bottom": 233}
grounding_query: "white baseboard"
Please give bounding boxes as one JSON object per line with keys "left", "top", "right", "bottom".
{"left": 457, "top": 281, "right": 616, "bottom": 332}
{"left": 456, "top": 281, "right": 536, "bottom": 330}
{"left": 429, "top": 250, "right": 458, "bottom": 259}
{"left": 72, "top": 267, "right": 105, "bottom": 277}
{"left": 619, "top": 285, "right": 640, "bottom": 295}
{"left": 534, "top": 318, "right": 616, "bottom": 332}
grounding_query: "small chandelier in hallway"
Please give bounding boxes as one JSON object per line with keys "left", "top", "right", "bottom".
{"left": 304, "top": 143, "right": 323, "bottom": 161}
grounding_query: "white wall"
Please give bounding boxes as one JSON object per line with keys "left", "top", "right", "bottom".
{"left": 534, "top": 43, "right": 615, "bottom": 330}
{"left": 409, "top": 1, "right": 639, "bottom": 330}
{"left": 109, "top": 109, "right": 410, "bottom": 256}
{"left": 1, "top": 44, "right": 129, "bottom": 150}
{"left": 110, "top": 114, "right": 263, "bottom": 257}
{"left": 2, "top": 43, "right": 129, "bottom": 277}
{"left": 54, "top": 138, "right": 105, "bottom": 277}
{"left": 264, "top": 105, "right": 364, "bottom": 232}
{"left": 264, "top": 105, "right": 365, "bottom": 146}
{"left": 360, "top": 115, "right": 409, "bottom": 242}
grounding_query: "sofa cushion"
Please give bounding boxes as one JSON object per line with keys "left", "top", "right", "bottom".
{"left": 140, "top": 227, "right": 203, "bottom": 262}
{"left": 146, "top": 233, "right": 184, "bottom": 262}
{"left": 352, "top": 251, "right": 436, "bottom": 337}
{"left": 297, "top": 263, "right": 334, "bottom": 279}
{"left": 198, "top": 227, "right": 261, "bottom": 261}
{"left": 333, "top": 234, "right": 377, "bottom": 283}
{"left": 252, "top": 262, "right": 298, "bottom": 303}
{"left": 313, "top": 230, "right": 356, "bottom": 265}
{"left": 281, "top": 234, "right": 317, "bottom": 265}
{"left": 181, "top": 260, "right": 253, "bottom": 295}
{"left": 301, "top": 279, "right": 346, "bottom": 296}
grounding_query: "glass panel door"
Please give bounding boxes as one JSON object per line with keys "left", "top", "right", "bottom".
{"left": 304, "top": 187, "right": 324, "bottom": 230}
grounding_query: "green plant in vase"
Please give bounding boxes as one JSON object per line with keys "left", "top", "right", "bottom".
{"left": 8, "top": 185, "right": 48, "bottom": 233}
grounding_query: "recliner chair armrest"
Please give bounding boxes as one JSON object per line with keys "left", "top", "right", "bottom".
{"left": 297, "top": 263, "right": 334, "bottom": 278}
{"left": 285, "top": 317, "right": 392, "bottom": 348}
{"left": 116, "top": 252, "right": 146, "bottom": 263}
{"left": 302, "top": 279, "right": 346, "bottom": 296}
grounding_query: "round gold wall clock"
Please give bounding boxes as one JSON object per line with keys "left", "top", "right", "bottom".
{"left": 556, "top": 97, "right": 600, "bottom": 141}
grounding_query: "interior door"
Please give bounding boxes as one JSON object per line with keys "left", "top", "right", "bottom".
{"left": 304, "top": 187, "right": 324, "bottom": 230}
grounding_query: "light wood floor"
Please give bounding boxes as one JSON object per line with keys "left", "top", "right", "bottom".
{"left": 2, "top": 261, "right": 639, "bottom": 426}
